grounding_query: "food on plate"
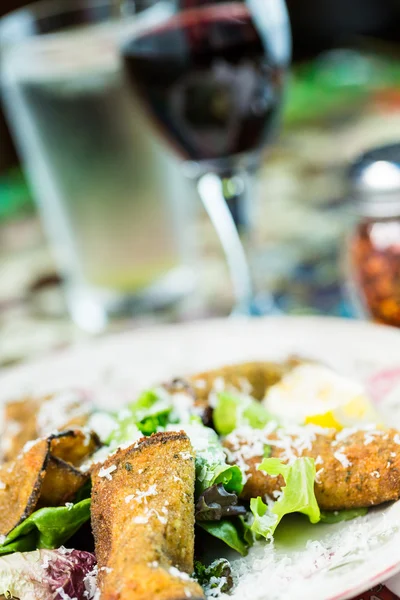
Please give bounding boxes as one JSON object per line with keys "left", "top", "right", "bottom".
{"left": 91, "top": 431, "right": 204, "bottom": 600}
{"left": 0, "top": 438, "right": 49, "bottom": 537}
{"left": 0, "top": 357, "right": 398, "bottom": 599}
{"left": 224, "top": 424, "right": 400, "bottom": 510}
{"left": 263, "top": 363, "right": 382, "bottom": 429}
{"left": 1, "top": 390, "right": 92, "bottom": 462}
{"left": 0, "top": 430, "right": 96, "bottom": 537}
{"left": 0, "top": 548, "right": 96, "bottom": 600}
{"left": 163, "top": 360, "right": 299, "bottom": 424}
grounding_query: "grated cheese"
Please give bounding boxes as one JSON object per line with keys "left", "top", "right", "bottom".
{"left": 58, "top": 546, "right": 73, "bottom": 555}
{"left": 169, "top": 566, "right": 191, "bottom": 581}
{"left": 205, "top": 576, "right": 229, "bottom": 598}
{"left": 333, "top": 424, "right": 377, "bottom": 445}
{"left": 41, "top": 554, "right": 51, "bottom": 569}
{"left": 180, "top": 452, "right": 192, "bottom": 460}
{"left": 86, "top": 412, "right": 117, "bottom": 442}
{"left": 213, "top": 377, "right": 226, "bottom": 392}
{"left": 83, "top": 565, "right": 98, "bottom": 599}
{"left": 224, "top": 422, "right": 329, "bottom": 483}
{"left": 333, "top": 450, "right": 352, "bottom": 469}
{"left": 36, "top": 389, "right": 89, "bottom": 436}
{"left": 125, "top": 484, "right": 157, "bottom": 505}
{"left": 56, "top": 587, "right": 78, "bottom": 600}
{"left": 169, "top": 390, "right": 195, "bottom": 424}
{"left": 133, "top": 507, "right": 167, "bottom": 525}
{"left": 238, "top": 377, "right": 253, "bottom": 395}
{"left": 132, "top": 515, "right": 150, "bottom": 524}
{"left": 315, "top": 468, "right": 325, "bottom": 484}
{"left": 98, "top": 465, "right": 117, "bottom": 481}
{"left": 21, "top": 440, "right": 37, "bottom": 454}
{"left": 194, "top": 379, "right": 207, "bottom": 389}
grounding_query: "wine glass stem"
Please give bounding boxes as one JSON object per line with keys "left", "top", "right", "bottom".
{"left": 197, "top": 172, "right": 254, "bottom": 315}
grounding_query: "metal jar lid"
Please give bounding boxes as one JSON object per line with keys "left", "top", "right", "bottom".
{"left": 348, "top": 142, "right": 400, "bottom": 217}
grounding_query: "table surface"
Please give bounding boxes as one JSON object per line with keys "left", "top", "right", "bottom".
{"left": 3, "top": 111, "right": 400, "bottom": 366}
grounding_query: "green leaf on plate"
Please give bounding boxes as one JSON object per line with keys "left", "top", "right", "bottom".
{"left": 250, "top": 457, "right": 320, "bottom": 539}
{"left": 320, "top": 508, "right": 368, "bottom": 524}
{"left": 213, "top": 392, "right": 273, "bottom": 436}
{"left": 0, "top": 499, "right": 91, "bottom": 555}
{"left": 198, "top": 519, "right": 249, "bottom": 556}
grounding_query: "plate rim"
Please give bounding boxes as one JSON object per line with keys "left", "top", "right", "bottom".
{"left": 2, "top": 314, "right": 400, "bottom": 381}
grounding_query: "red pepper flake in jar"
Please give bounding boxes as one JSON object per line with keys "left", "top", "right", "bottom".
{"left": 350, "top": 218, "right": 400, "bottom": 326}
{"left": 347, "top": 143, "right": 400, "bottom": 327}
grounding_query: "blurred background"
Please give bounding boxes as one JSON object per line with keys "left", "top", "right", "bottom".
{"left": 2, "top": 0, "right": 400, "bottom": 366}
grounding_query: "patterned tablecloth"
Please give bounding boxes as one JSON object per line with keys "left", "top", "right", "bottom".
{"left": 353, "top": 585, "right": 398, "bottom": 600}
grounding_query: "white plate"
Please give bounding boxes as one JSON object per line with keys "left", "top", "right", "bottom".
{"left": 1, "top": 315, "right": 400, "bottom": 600}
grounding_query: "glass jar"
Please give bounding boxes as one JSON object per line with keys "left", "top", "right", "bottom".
{"left": 346, "top": 143, "right": 400, "bottom": 327}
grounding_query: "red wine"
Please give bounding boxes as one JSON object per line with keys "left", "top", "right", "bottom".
{"left": 122, "top": 3, "right": 285, "bottom": 165}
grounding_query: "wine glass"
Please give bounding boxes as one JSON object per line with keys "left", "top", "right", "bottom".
{"left": 121, "top": 0, "right": 291, "bottom": 315}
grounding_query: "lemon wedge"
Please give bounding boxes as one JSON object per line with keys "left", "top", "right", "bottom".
{"left": 263, "top": 364, "right": 382, "bottom": 430}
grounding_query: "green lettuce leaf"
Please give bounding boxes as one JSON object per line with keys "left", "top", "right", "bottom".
{"left": 320, "top": 508, "right": 368, "bottom": 524}
{"left": 250, "top": 497, "right": 280, "bottom": 539}
{"left": 213, "top": 392, "right": 272, "bottom": 435}
{"left": 194, "top": 558, "right": 233, "bottom": 593}
{"left": 0, "top": 533, "right": 37, "bottom": 556}
{"left": 108, "top": 389, "right": 172, "bottom": 446}
{"left": 0, "top": 500, "right": 91, "bottom": 555}
{"left": 198, "top": 519, "right": 249, "bottom": 556}
{"left": 250, "top": 457, "right": 320, "bottom": 539}
{"left": 169, "top": 423, "right": 243, "bottom": 496}
{"left": 238, "top": 515, "right": 256, "bottom": 547}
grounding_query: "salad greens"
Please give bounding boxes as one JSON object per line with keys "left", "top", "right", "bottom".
{"left": 0, "top": 376, "right": 373, "bottom": 571}
{"left": 93, "top": 388, "right": 340, "bottom": 556}
{"left": 167, "top": 421, "right": 243, "bottom": 497}
{"left": 194, "top": 558, "right": 233, "bottom": 594}
{"left": 213, "top": 392, "right": 272, "bottom": 435}
{"left": 195, "top": 430, "right": 243, "bottom": 496}
{"left": 195, "top": 484, "right": 246, "bottom": 521}
{"left": 251, "top": 457, "right": 320, "bottom": 539}
{"left": 198, "top": 520, "right": 249, "bottom": 556}
{"left": 0, "top": 549, "right": 97, "bottom": 600}
{"left": 107, "top": 389, "right": 173, "bottom": 446}
{"left": 0, "top": 500, "right": 91, "bottom": 555}
{"left": 320, "top": 508, "right": 368, "bottom": 523}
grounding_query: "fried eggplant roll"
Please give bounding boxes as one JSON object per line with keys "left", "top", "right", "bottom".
{"left": 1, "top": 391, "right": 92, "bottom": 462}
{"left": 224, "top": 425, "right": 400, "bottom": 510}
{"left": 164, "top": 360, "right": 301, "bottom": 423}
{"left": 91, "top": 431, "right": 204, "bottom": 600}
{"left": 0, "top": 430, "right": 98, "bottom": 536}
